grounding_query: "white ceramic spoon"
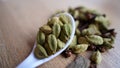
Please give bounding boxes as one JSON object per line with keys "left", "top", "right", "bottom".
{"left": 17, "top": 13, "right": 76, "bottom": 68}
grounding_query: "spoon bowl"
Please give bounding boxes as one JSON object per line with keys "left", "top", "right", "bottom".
{"left": 17, "top": 13, "right": 76, "bottom": 68}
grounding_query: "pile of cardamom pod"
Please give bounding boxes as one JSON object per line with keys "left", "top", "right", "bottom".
{"left": 34, "top": 14, "right": 73, "bottom": 59}
{"left": 61, "top": 6, "right": 116, "bottom": 67}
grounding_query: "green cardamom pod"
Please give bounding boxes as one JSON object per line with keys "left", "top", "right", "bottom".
{"left": 40, "top": 25, "right": 52, "bottom": 34}
{"left": 59, "top": 14, "right": 70, "bottom": 24}
{"left": 69, "top": 35, "right": 77, "bottom": 48}
{"left": 73, "top": 10, "right": 79, "bottom": 19}
{"left": 47, "top": 17, "right": 63, "bottom": 26}
{"left": 75, "top": 20, "right": 79, "bottom": 28}
{"left": 75, "top": 28, "right": 81, "bottom": 36}
{"left": 86, "top": 35, "right": 103, "bottom": 45}
{"left": 72, "top": 44, "right": 89, "bottom": 54}
{"left": 91, "top": 50, "right": 102, "bottom": 64}
{"left": 59, "top": 31, "right": 69, "bottom": 43}
{"left": 82, "top": 24, "right": 101, "bottom": 35}
{"left": 78, "top": 37, "right": 88, "bottom": 44}
{"left": 57, "top": 39, "right": 65, "bottom": 51}
{"left": 95, "top": 16, "right": 110, "bottom": 30}
{"left": 37, "top": 30, "right": 45, "bottom": 45}
{"left": 44, "top": 43, "right": 54, "bottom": 56}
{"left": 52, "top": 23, "right": 61, "bottom": 38}
{"left": 63, "top": 23, "right": 72, "bottom": 37}
{"left": 34, "top": 44, "right": 48, "bottom": 59}
{"left": 103, "top": 38, "right": 113, "bottom": 49}
{"left": 48, "top": 34, "right": 57, "bottom": 53}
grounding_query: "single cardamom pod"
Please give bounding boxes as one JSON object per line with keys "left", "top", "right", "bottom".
{"left": 75, "top": 20, "right": 79, "bottom": 28}
{"left": 34, "top": 44, "right": 48, "bottom": 59}
{"left": 88, "top": 24, "right": 101, "bottom": 35}
{"left": 72, "top": 44, "right": 89, "bottom": 54}
{"left": 73, "top": 10, "right": 79, "bottom": 19}
{"left": 47, "top": 17, "right": 63, "bottom": 26}
{"left": 102, "top": 38, "right": 114, "bottom": 49}
{"left": 95, "top": 16, "right": 110, "bottom": 30}
{"left": 52, "top": 23, "right": 61, "bottom": 38}
{"left": 57, "top": 39, "right": 65, "bottom": 51}
{"left": 86, "top": 35, "right": 103, "bottom": 45}
{"left": 75, "top": 28, "right": 81, "bottom": 37}
{"left": 37, "top": 30, "right": 45, "bottom": 45}
{"left": 59, "top": 31, "right": 69, "bottom": 43}
{"left": 91, "top": 50, "right": 102, "bottom": 64}
{"left": 48, "top": 34, "right": 57, "bottom": 53}
{"left": 44, "top": 43, "right": 54, "bottom": 56}
{"left": 78, "top": 37, "right": 88, "bottom": 44}
{"left": 69, "top": 35, "right": 77, "bottom": 48}
{"left": 63, "top": 23, "right": 72, "bottom": 37}
{"left": 59, "top": 14, "right": 70, "bottom": 24}
{"left": 40, "top": 25, "right": 52, "bottom": 34}
{"left": 82, "top": 24, "right": 101, "bottom": 35}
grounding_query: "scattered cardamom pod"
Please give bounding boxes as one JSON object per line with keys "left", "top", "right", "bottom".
{"left": 72, "top": 44, "right": 89, "bottom": 54}
{"left": 78, "top": 37, "right": 88, "bottom": 44}
{"left": 40, "top": 25, "right": 52, "bottom": 34}
{"left": 34, "top": 44, "right": 48, "bottom": 59}
{"left": 95, "top": 16, "right": 110, "bottom": 30}
{"left": 75, "top": 28, "right": 81, "bottom": 36}
{"left": 69, "top": 35, "right": 77, "bottom": 48}
{"left": 75, "top": 20, "right": 79, "bottom": 28}
{"left": 52, "top": 23, "right": 61, "bottom": 38}
{"left": 48, "top": 34, "right": 57, "bottom": 53}
{"left": 86, "top": 35, "right": 103, "bottom": 45}
{"left": 37, "top": 30, "right": 45, "bottom": 45}
{"left": 91, "top": 50, "right": 102, "bottom": 64}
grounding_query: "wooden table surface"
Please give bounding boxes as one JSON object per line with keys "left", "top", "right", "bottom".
{"left": 0, "top": 0, "right": 120, "bottom": 68}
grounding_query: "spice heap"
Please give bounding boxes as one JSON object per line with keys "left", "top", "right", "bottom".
{"left": 62, "top": 6, "right": 116, "bottom": 67}
{"left": 34, "top": 14, "right": 72, "bottom": 59}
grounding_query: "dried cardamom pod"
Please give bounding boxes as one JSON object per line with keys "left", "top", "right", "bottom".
{"left": 72, "top": 44, "right": 89, "bottom": 54}
{"left": 86, "top": 35, "right": 103, "bottom": 45}
{"left": 34, "top": 44, "right": 48, "bottom": 59}
{"left": 73, "top": 10, "right": 79, "bottom": 18}
{"left": 59, "top": 32, "right": 69, "bottom": 43}
{"left": 69, "top": 35, "right": 77, "bottom": 48}
{"left": 40, "top": 25, "right": 52, "bottom": 34}
{"left": 63, "top": 23, "right": 72, "bottom": 37}
{"left": 44, "top": 43, "right": 54, "bottom": 56}
{"left": 75, "top": 28, "right": 81, "bottom": 36}
{"left": 59, "top": 14, "right": 70, "bottom": 24}
{"left": 82, "top": 24, "right": 101, "bottom": 35}
{"left": 37, "top": 30, "right": 45, "bottom": 45}
{"left": 52, "top": 23, "right": 61, "bottom": 38}
{"left": 95, "top": 16, "right": 110, "bottom": 30}
{"left": 102, "top": 38, "right": 114, "bottom": 49}
{"left": 48, "top": 34, "right": 57, "bottom": 53}
{"left": 48, "top": 17, "right": 63, "bottom": 26}
{"left": 57, "top": 39, "right": 65, "bottom": 51}
{"left": 91, "top": 50, "right": 102, "bottom": 64}
{"left": 88, "top": 24, "right": 101, "bottom": 35}
{"left": 78, "top": 37, "right": 88, "bottom": 44}
{"left": 75, "top": 20, "right": 79, "bottom": 28}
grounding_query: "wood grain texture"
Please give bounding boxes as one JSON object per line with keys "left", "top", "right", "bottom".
{"left": 0, "top": 0, "right": 120, "bottom": 68}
